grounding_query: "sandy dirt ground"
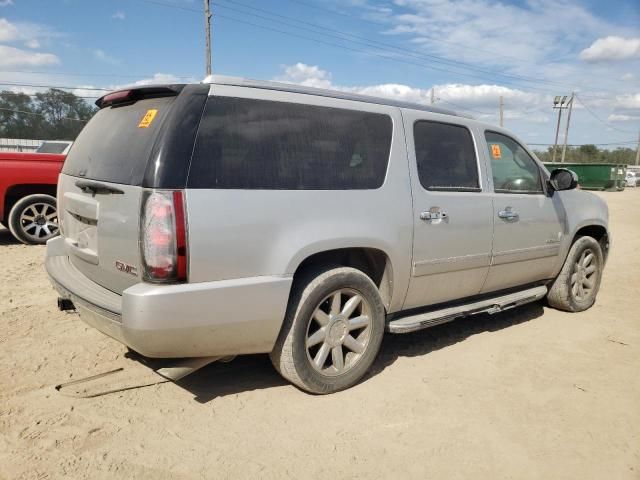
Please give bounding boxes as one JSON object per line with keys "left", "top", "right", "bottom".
{"left": 1, "top": 190, "right": 639, "bottom": 480}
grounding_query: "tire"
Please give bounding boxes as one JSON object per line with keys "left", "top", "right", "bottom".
{"left": 8, "top": 194, "right": 59, "bottom": 245}
{"left": 270, "top": 266, "right": 386, "bottom": 394}
{"left": 547, "top": 236, "right": 604, "bottom": 312}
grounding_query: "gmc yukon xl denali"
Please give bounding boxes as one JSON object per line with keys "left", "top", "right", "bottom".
{"left": 46, "top": 77, "right": 610, "bottom": 393}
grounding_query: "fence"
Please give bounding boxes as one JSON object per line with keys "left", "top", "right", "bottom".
{"left": 0, "top": 138, "right": 43, "bottom": 152}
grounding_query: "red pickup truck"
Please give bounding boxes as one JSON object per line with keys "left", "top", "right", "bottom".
{"left": 0, "top": 151, "right": 64, "bottom": 244}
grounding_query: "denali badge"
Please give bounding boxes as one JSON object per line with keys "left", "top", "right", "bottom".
{"left": 115, "top": 261, "right": 138, "bottom": 276}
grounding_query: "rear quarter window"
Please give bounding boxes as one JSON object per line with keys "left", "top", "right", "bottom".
{"left": 62, "top": 97, "right": 175, "bottom": 185}
{"left": 188, "top": 97, "right": 393, "bottom": 190}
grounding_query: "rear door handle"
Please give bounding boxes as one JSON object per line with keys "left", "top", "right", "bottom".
{"left": 420, "top": 208, "right": 448, "bottom": 222}
{"left": 498, "top": 207, "right": 519, "bottom": 220}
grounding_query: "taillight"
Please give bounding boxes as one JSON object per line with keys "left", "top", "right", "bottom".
{"left": 140, "top": 190, "right": 188, "bottom": 283}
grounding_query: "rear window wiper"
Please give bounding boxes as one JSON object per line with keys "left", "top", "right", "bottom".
{"left": 75, "top": 180, "right": 124, "bottom": 195}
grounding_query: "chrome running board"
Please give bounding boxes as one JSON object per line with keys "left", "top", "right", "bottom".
{"left": 387, "top": 286, "right": 547, "bottom": 334}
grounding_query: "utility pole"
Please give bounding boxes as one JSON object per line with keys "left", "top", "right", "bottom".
{"left": 635, "top": 130, "right": 640, "bottom": 166}
{"left": 552, "top": 95, "right": 569, "bottom": 163}
{"left": 499, "top": 95, "right": 504, "bottom": 127}
{"left": 430, "top": 87, "right": 435, "bottom": 105}
{"left": 204, "top": 0, "right": 212, "bottom": 77}
{"left": 560, "top": 92, "right": 575, "bottom": 163}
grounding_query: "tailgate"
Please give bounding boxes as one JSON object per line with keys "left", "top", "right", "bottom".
{"left": 58, "top": 93, "right": 179, "bottom": 294}
{"left": 58, "top": 174, "right": 142, "bottom": 293}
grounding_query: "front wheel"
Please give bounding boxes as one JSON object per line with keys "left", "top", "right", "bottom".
{"left": 270, "top": 267, "right": 386, "bottom": 394}
{"left": 547, "top": 236, "right": 604, "bottom": 312}
{"left": 8, "top": 194, "right": 59, "bottom": 245}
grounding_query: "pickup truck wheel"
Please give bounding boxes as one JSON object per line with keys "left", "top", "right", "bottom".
{"left": 270, "top": 267, "right": 385, "bottom": 394}
{"left": 8, "top": 194, "right": 59, "bottom": 245}
{"left": 547, "top": 236, "right": 603, "bottom": 312}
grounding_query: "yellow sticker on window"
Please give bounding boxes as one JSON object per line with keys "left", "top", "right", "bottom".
{"left": 491, "top": 144, "right": 502, "bottom": 159}
{"left": 138, "top": 109, "right": 158, "bottom": 128}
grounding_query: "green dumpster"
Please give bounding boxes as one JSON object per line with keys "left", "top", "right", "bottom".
{"left": 544, "top": 163, "right": 623, "bottom": 191}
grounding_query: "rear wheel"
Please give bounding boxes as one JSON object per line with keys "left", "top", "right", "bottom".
{"left": 547, "top": 236, "right": 604, "bottom": 312}
{"left": 270, "top": 267, "right": 385, "bottom": 394}
{"left": 8, "top": 194, "right": 59, "bottom": 245}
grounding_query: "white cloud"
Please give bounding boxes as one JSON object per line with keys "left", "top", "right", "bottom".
{"left": 608, "top": 114, "right": 640, "bottom": 122}
{"left": 1, "top": 17, "right": 64, "bottom": 50}
{"left": 614, "top": 93, "right": 640, "bottom": 110}
{"left": 93, "top": 48, "right": 119, "bottom": 64}
{"left": 0, "top": 45, "right": 59, "bottom": 67}
{"left": 24, "top": 38, "right": 40, "bottom": 49}
{"left": 621, "top": 73, "right": 635, "bottom": 81}
{"left": 275, "top": 62, "right": 548, "bottom": 123}
{"left": 128, "top": 73, "right": 189, "bottom": 87}
{"left": 0, "top": 0, "right": 14, "bottom": 6}
{"left": 383, "top": 0, "right": 611, "bottom": 71}
{"left": 112, "top": 11, "right": 125, "bottom": 21}
{"left": 275, "top": 63, "right": 333, "bottom": 89}
{"left": 579, "top": 36, "right": 640, "bottom": 63}
{"left": 0, "top": 17, "right": 18, "bottom": 41}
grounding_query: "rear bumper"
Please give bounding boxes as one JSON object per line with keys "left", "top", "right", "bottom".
{"left": 45, "top": 237, "right": 292, "bottom": 358}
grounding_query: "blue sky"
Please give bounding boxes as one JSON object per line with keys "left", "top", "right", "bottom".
{"left": 1, "top": 0, "right": 639, "bottom": 148}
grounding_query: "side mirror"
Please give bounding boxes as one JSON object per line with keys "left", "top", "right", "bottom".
{"left": 549, "top": 168, "right": 578, "bottom": 191}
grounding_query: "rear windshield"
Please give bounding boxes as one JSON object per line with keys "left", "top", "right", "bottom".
{"left": 62, "top": 97, "right": 175, "bottom": 185}
{"left": 37, "top": 142, "right": 70, "bottom": 154}
{"left": 188, "top": 97, "right": 392, "bottom": 189}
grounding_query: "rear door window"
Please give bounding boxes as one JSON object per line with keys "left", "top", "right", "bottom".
{"left": 413, "top": 121, "right": 480, "bottom": 191}
{"left": 188, "top": 97, "right": 393, "bottom": 189}
{"left": 62, "top": 97, "right": 175, "bottom": 185}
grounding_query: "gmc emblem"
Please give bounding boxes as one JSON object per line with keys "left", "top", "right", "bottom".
{"left": 115, "top": 261, "right": 138, "bottom": 276}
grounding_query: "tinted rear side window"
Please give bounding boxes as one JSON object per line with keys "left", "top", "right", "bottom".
{"left": 62, "top": 97, "right": 175, "bottom": 185}
{"left": 188, "top": 97, "right": 392, "bottom": 189}
{"left": 414, "top": 121, "right": 480, "bottom": 191}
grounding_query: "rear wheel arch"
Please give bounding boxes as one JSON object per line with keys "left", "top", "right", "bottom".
{"left": 3, "top": 184, "right": 57, "bottom": 223}
{"left": 290, "top": 247, "right": 394, "bottom": 311}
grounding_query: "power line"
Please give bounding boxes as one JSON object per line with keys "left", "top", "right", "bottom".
{"left": 136, "top": 0, "right": 633, "bottom": 100}
{"left": 136, "top": 0, "right": 583, "bottom": 95}
{"left": 0, "top": 81, "right": 111, "bottom": 92}
{"left": 281, "top": 0, "right": 535, "bottom": 65}
{"left": 213, "top": 13, "right": 566, "bottom": 95}
{"left": 213, "top": 0, "right": 575, "bottom": 92}
{"left": 220, "top": 0, "right": 629, "bottom": 94}
{"left": 1, "top": 91, "right": 100, "bottom": 99}
{"left": 0, "top": 69, "right": 195, "bottom": 79}
{"left": 575, "top": 95, "right": 637, "bottom": 135}
{"left": 438, "top": 99, "right": 495, "bottom": 116}
{"left": 213, "top": 6, "right": 627, "bottom": 97}
{"left": 0, "top": 107, "right": 89, "bottom": 123}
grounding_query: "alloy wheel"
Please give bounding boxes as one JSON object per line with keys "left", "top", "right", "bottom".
{"left": 571, "top": 248, "right": 598, "bottom": 301}
{"left": 19, "top": 202, "right": 59, "bottom": 243}
{"left": 305, "top": 288, "right": 373, "bottom": 377}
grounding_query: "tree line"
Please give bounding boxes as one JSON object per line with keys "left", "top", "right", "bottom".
{"left": 0, "top": 89, "right": 96, "bottom": 141}
{"left": 1, "top": 88, "right": 638, "bottom": 165}
{"left": 533, "top": 144, "right": 637, "bottom": 165}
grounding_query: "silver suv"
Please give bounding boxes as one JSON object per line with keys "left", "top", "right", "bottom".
{"left": 46, "top": 77, "right": 610, "bottom": 393}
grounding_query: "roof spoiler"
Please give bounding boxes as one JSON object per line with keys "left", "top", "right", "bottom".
{"left": 95, "top": 84, "right": 186, "bottom": 109}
